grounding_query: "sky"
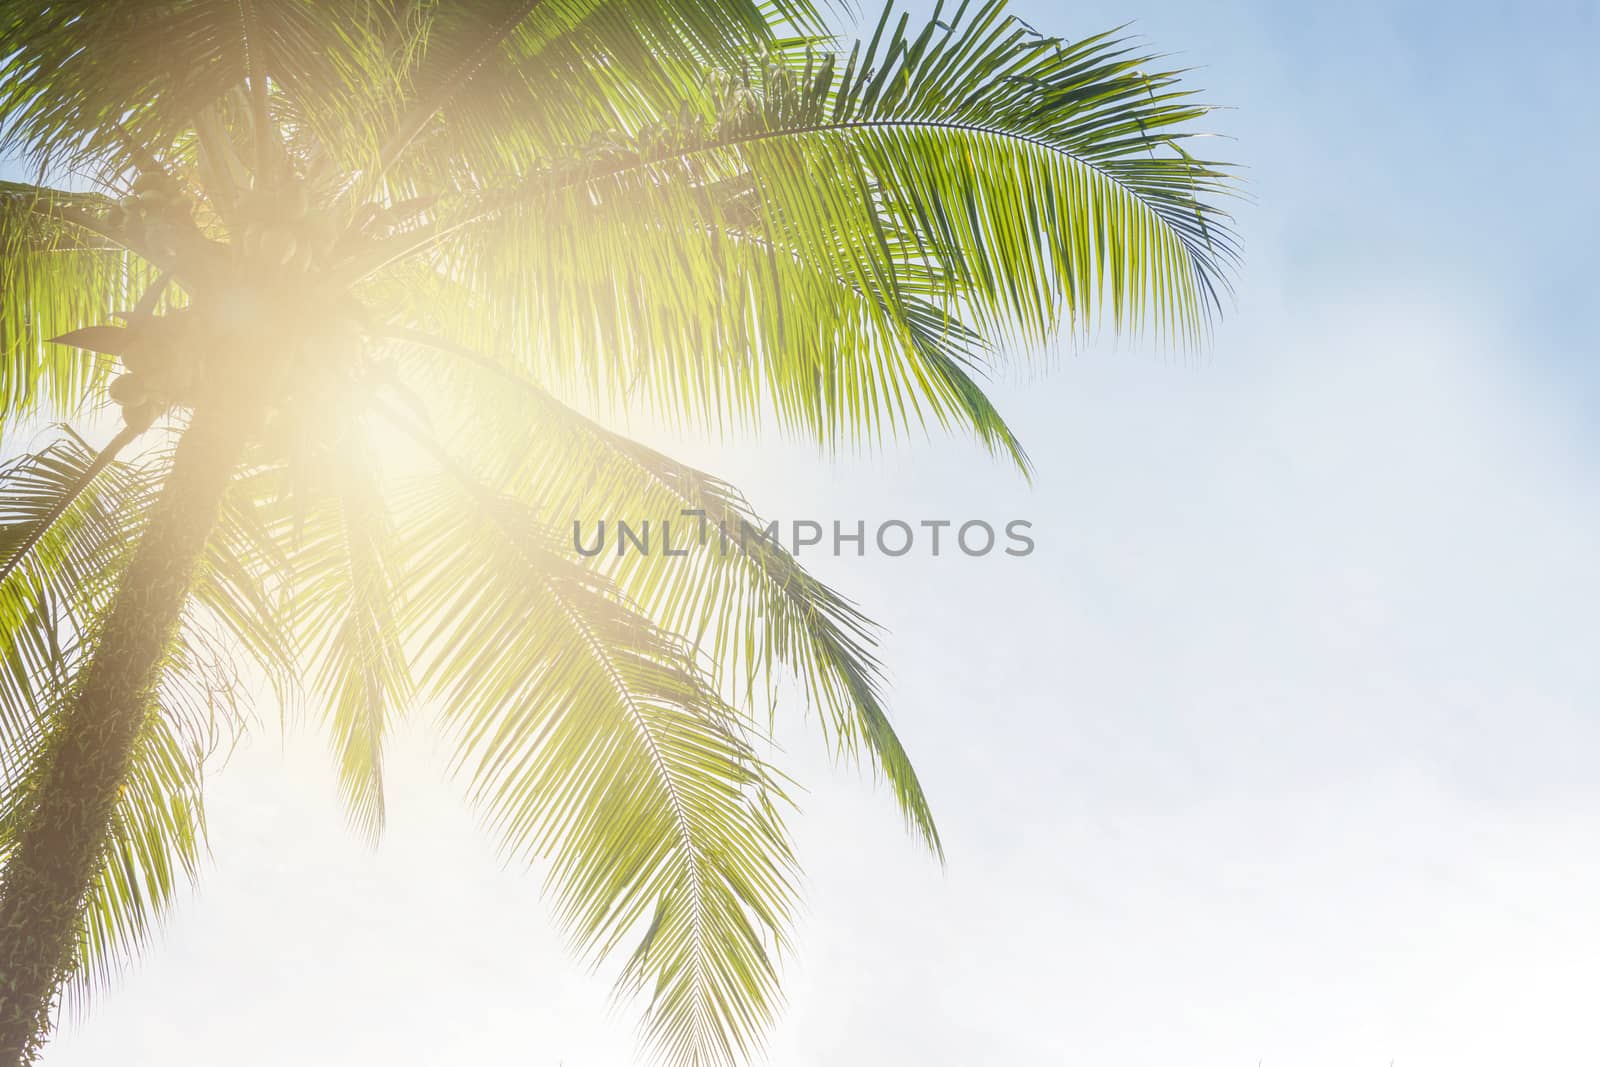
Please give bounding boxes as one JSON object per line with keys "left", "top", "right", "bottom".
{"left": 34, "top": 0, "right": 1600, "bottom": 1064}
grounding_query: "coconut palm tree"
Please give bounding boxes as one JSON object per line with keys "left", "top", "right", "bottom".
{"left": 0, "top": 0, "right": 1237, "bottom": 1063}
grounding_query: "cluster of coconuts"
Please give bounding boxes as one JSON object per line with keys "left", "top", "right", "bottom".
{"left": 235, "top": 181, "right": 341, "bottom": 272}
{"left": 104, "top": 173, "right": 196, "bottom": 259}
{"left": 106, "top": 309, "right": 206, "bottom": 432}
{"left": 105, "top": 300, "right": 371, "bottom": 434}
{"left": 92, "top": 169, "right": 391, "bottom": 433}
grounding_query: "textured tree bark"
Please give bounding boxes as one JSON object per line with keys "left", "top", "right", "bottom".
{"left": 0, "top": 400, "right": 253, "bottom": 1065}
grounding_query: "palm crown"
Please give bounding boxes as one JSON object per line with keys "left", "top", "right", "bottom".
{"left": 0, "top": 1, "right": 1237, "bottom": 1063}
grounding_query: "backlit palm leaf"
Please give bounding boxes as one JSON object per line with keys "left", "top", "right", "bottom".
{"left": 355, "top": 1, "right": 1236, "bottom": 435}
{"left": 0, "top": 433, "right": 243, "bottom": 997}
{"left": 399, "top": 468, "right": 798, "bottom": 1063}
{"left": 385, "top": 328, "right": 943, "bottom": 853}
{"left": 0, "top": 186, "right": 162, "bottom": 433}
{"left": 269, "top": 441, "right": 411, "bottom": 841}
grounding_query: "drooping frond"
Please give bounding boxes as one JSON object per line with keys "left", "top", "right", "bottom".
{"left": 0, "top": 184, "right": 163, "bottom": 433}
{"left": 0, "top": 432, "right": 143, "bottom": 741}
{"left": 67, "top": 708, "right": 203, "bottom": 999}
{"left": 242, "top": 444, "right": 412, "bottom": 842}
{"left": 0, "top": 619, "right": 246, "bottom": 1006}
{"left": 394, "top": 452, "right": 799, "bottom": 1067}
{"left": 384, "top": 328, "right": 942, "bottom": 854}
{"left": 189, "top": 475, "right": 299, "bottom": 707}
{"left": 353, "top": 1, "right": 1236, "bottom": 444}
{"left": 68, "top": 616, "right": 245, "bottom": 1001}
{"left": 379, "top": 204, "right": 1036, "bottom": 458}
{"left": 0, "top": 431, "right": 243, "bottom": 997}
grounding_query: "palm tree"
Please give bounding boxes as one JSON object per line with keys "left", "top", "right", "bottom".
{"left": 0, "top": 0, "right": 1237, "bottom": 1063}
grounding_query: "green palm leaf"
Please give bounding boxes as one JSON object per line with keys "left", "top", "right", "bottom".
{"left": 385, "top": 327, "right": 944, "bottom": 853}
{"left": 399, "top": 462, "right": 798, "bottom": 1065}
{"left": 0, "top": 186, "right": 163, "bottom": 434}
{"left": 350, "top": 0, "right": 1236, "bottom": 440}
{"left": 0, "top": 432, "right": 243, "bottom": 997}
{"left": 271, "top": 441, "right": 411, "bottom": 841}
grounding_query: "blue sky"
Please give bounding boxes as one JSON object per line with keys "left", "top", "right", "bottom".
{"left": 35, "top": 0, "right": 1600, "bottom": 1064}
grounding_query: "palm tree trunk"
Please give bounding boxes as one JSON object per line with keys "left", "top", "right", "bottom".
{"left": 0, "top": 400, "right": 254, "bottom": 1066}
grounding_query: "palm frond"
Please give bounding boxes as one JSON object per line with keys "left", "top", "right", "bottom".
{"left": 0, "top": 185, "right": 162, "bottom": 433}
{"left": 0, "top": 432, "right": 146, "bottom": 743}
{"left": 249, "top": 440, "right": 412, "bottom": 841}
{"left": 0, "top": 1, "right": 394, "bottom": 183}
{"left": 366, "top": 0, "right": 829, "bottom": 191}
{"left": 384, "top": 328, "right": 943, "bottom": 854}
{"left": 0, "top": 430, "right": 243, "bottom": 998}
{"left": 69, "top": 616, "right": 244, "bottom": 1000}
{"left": 190, "top": 474, "right": 300, "bottom": 707}
{"left": 354, "top": 1, "right": 1235, "bottom": 446}
{"left": 393, "top": 440, "right": 799, "bottom": 1067}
